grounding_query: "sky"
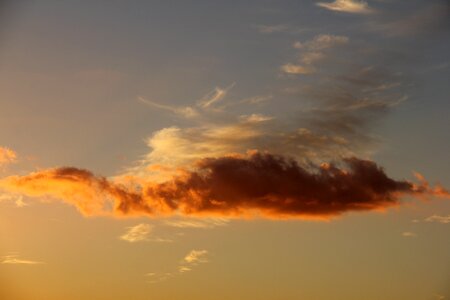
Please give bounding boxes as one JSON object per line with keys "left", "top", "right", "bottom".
{"left": 0, "top": 0, "right": 449, "bottom": 299}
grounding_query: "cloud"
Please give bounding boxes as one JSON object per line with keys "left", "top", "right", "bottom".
{"left": 184, "top": 249, "right": 208, "bottom": 264}
{"left": 1, "top": 254, "right": 44, "bottom": 265}
{"left": 138, "top": 97, "right": 199, "bottom": 118}
{"left": 138, "top": 83, "right": 235, "bottom": 119}
{"left": 165, "top": 218, "right": 229, "bottom": 228}
{"left": 1, "top": 152, "right": 448, "bottom": 220}
{"left": 196, "top": 83, "right": 235, "bottom": 109}
{"left": 425, "top": 215, "right": 450, "bottom": 224}
{"left": 255, "top": 24, "right": 289, "bottom": 34}
{"left": 0, "top": 147, "right": 17, "bottom": 166}
{"left": 178, "top": 266, "right": 192, "bottom": 273}
{"left": 402, "top": 231, "right": 417, "bottom": 238}
{"left": 281, "top": 35, "right": 349, "bottom": 76}
{"left": 0, "top": 167, "right": 139, "bottom": 216}
{"left": 119, "top": 223, "right": 172, "bottom": 242}
{"left": 367, "top": 1, "right": 450, "bottom": 37}
{"left": 146, "top": 249, "right": 209, "bottom": 283}
{"left": 0, "top": 193, "right": 28, "bottom": 207}
{"left": 317, "top": 0, "right": 374, "bottom": 14}
{"left": 119, "top": 223, "right": 152, "bottom": 242}
{"left": 294, "top": 34, "right": 349, "bottom": 51}
{"left": 281, "top": 64, "right": 314, "bottom": 75}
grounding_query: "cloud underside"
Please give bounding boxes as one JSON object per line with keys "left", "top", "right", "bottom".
{"left": 0, "top": 152, "right": 448, "bottom": 220}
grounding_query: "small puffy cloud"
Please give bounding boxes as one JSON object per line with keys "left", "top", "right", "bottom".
{"left": 1, "top": 255, "right": 44, "bottom": 265}
{"left": 120, "top": 223, "right": 152, "bottom": 242}
{"left": 184, "top": 250, "right": 208, "bottom": 264}
{"left": 425, "top": 215, "right": 450, "bottom": 224}
{"left": 0, "top": 147, "right": 17, "bottom": 166}
{"left": 317, "top": 0, "right": 374, "bottom": 14}
{"left": 402, "top": 231, "right": 417, "bottom": 238}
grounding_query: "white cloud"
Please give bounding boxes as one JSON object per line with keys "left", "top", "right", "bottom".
{"left": 1, "top": 255, "right": 44, "bottom": 265}
{"left": 425, "top": 215, "right": 450, "bottom": 224}
{"left": 317, "top": 0, "right": 374, "bottom": 14}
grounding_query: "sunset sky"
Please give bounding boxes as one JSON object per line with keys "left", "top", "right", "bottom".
{"left": 1, "top": 1, "right": 449, "bottom": 299}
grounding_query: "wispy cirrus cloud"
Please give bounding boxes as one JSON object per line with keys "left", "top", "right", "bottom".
{"left": 317, "top": 0, "right": 374, "bottom": 14}
{"left": 425, "top": 215, "right": 450, "bottom": 224}
{"left": 1, "top": 254, "right": 44, "bottom": 265}
{"left": 165, "top": 218, "right": 229, "bottom": 229}
{"left": 138, "top": 97, "right": 199, "bottom": 119}
{"left": 196, "top": 83, "right": 235, "bottom": 110}
{"left": 120, "top": 223, "right": 172, "bottom": 243}
{"left": 281, "top": 34, "right": 349, "bottom": 76}
{"left": 139, "top": 83, "right": 235, "bottom": 119}
{"left": 146, "top": 249, "right": 209, "bottom": 283}
{"left": 367, "top": 1, "right": 450, "bottom": 37}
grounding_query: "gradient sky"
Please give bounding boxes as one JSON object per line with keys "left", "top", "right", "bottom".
{"left": 0, "top": 1, "right": 449, "bottom": 299}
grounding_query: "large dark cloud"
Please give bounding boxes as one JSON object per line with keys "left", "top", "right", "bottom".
{"left": 1, "top": 152, "right": 448, "bottom": 219}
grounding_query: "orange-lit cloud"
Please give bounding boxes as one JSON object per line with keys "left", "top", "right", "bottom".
{"left": 0, "top": 152, "right": 448, "bottom": 220}
{"left": 0, "top": 147, "right": 17, "bottom": 166}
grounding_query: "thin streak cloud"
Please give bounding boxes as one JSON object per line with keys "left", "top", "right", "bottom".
{"left": 1, "top": 255, "right": 44, "bottom": 265}
{"left": 425, "top": 215, "right": 450, "bottom": 224}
